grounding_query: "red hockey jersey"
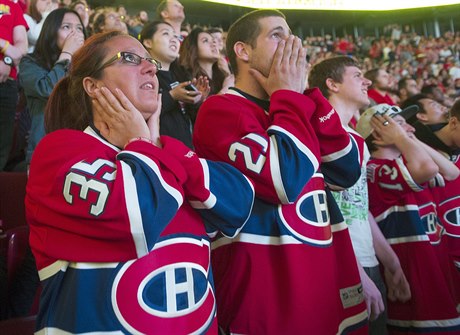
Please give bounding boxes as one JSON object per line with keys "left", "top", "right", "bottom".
{"left": 26, "top": 127, "right": 254, "bottom": 334}
{"left": 193, "top": 88, "right": 368, "bottom": 334}
{"left": 367, "top": 156, "right": 460, "bottom": 334}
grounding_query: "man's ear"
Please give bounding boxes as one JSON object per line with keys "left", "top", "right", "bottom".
{"left": 82, "top": 77, "right": 100, "bottom": 98}
{"left": 416, "top": 112, "right": 428, "bottom": 122}
{"left": 161, "top": 10, "right": 169, "bottom": 20}
{"left": 325, "top": 78, "right": 339, "bottom": 93}
{"left": 234, "top": 41, "right": 249, "bottom": 63}
{"left": 450, "top": 116, "right": 459, "bottom": 129}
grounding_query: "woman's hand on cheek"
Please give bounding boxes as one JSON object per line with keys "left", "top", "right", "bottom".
{"left": 92, "top": 87, "right": 150, "bottom": 148}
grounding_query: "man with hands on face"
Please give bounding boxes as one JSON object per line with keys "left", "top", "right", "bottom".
{"left": 357, "top": 104, "right": 460, "bottom": 334}
{"left": 193, "top": 9, "right": 368, "bottom": 334}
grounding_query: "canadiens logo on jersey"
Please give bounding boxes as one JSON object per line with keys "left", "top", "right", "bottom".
{"left": 417, "top": 198, "right": 444, "bottom": 244}
{"left": 278, "top": 177, "right": 332, "bottom": 246}
{"left": 439, "top": 196, "right": 460, "bottom": 237}
{"left": 112, "top": 237, "right": 216, "bottom": 334}
{"left": 419, "top": 212, "right": 444, "bottom": 245}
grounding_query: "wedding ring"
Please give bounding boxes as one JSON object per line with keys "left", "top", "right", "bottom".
{"left": 383, "top": 121, "right": 389, "bottom": 126}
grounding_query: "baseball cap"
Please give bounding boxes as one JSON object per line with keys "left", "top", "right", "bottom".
{"left": 356, "top": 103, "right": 419, "bottom": 139}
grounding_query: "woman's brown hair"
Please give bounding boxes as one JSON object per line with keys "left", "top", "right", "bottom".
{"left": 45, "top": 30, "right": 127, "bottom": 133}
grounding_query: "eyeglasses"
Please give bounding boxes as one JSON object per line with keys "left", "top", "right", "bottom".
{"left": 94, "top": 51, "right": 162, "bottom": 73}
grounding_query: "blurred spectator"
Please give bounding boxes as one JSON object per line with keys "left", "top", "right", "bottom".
{"left": 208, "top": 26, "right": 232, "bottom": 74}
{"left": 453, "top": 77, "right": 460, "bottom": 98}
{"left": 58, "top": 0, "right": 71, "bottom": 7}
{"left": 0, "top": 0, "right": 28, "bottom": 171}
{"left": 69, "top": 0, "right": 90, "bottom": 29}
{"left": 180, "top": 21, "right": 191, "bottom": 38}
{"left": 156, "top": 0, "right": 185, "bottom": 35}
{"left": 128, "top": 10, "right": 148, "bottom": 37}
{"left": 116, "top": 4, "right": 127, "bottom": 21}
{"left": 180, "top": 27, "right": 233, "bottom": 97}
{"left": 24, "top": 0, "right": 59, "bottom": 53}
{"left": 19, "top": 7, "right": 86, "bottom": 165}
{"left": 91, "top": 6, "right": 127, "bottom": 35}
{"left": 398, "top": 77, "right": 420, "bottom": 105}
{"left": 179, "top": 27, "right": 233, "bottom": 122}
{"left": 140, "top": 21, "right": 209, "bottom": 148}
{"left": 422, "top": 83, "right": 454, "bottom": 108}
{"left": 365, "top": 68, "right": 396, "bottom": 105}
{"left": 448, "top": 61, "right": 460, "bottom": 81}
{"left": 207, "top": 26, "right": 225, "bottom": 56}
{"left": 369, "top": 39, "right": 382, "bottom": 61}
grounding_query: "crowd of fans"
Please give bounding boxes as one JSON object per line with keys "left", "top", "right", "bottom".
{"left": 2, "top": 0, "right": 460, "bottom": 171}
{"left": 2, "top": 0, "right": 460, "bottom": 334}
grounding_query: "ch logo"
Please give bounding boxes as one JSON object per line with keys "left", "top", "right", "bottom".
{"left": 445, "top": 208, "right": 460, "bottom": 226}
{"left": 420, "top": 213, "right": 443, "bottom": 244}
{"left": 278, "top": 188, "right": 332, "bottom": 245}
{"left": 112, "top": 237, "right": 215, "bottom": 334}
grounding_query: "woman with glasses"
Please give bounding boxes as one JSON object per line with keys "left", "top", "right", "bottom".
{"left": 25, "top": 30, "right": 254, "bottom": 334}
{"left": 140, "top": 21, "right": 210, "bottom": 149}
{"left": 19, "top": 7, "right": 86, "bottom": 165}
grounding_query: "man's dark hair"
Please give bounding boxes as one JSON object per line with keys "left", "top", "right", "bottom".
{"left": 308, "top": 56, "right": 361, "bottom": 98}
{"left": 450, "top": 98, "right": 460, "bottom": 120}
{"left": 226, "top": 9, "right": 285, "bottom": 76}
{"left": 364, "top": 68, "right": 380, "bottom": 88}
{"left": 400, "top": 93, "right": 428, "bottom": 125}
{"left": 398, "top": 77, "right": 414, "bottom": 91}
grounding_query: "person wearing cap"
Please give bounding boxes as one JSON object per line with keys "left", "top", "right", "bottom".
{"left": 357, "top": 104, "right": 460, "bottom": 334}
{"left": 404, "top": 97, "right": 460, "bottom": 311}
{"left": 309, "top": 56, "right": 411, "bottom": 335}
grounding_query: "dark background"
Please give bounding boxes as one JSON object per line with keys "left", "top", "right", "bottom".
{"left": 87, "top": 1, "right": 460, "bottom": 38}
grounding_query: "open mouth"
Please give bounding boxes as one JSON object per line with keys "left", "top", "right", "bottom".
{"left": 140, "top": 82, "right": 155, "bottom": 90}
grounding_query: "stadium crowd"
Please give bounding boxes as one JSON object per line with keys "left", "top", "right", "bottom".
{"left": 2, "top": 0, "right": 460, "bottom": 171}
{"left": 1, "top": 0, "right": 460, "bottom": 334}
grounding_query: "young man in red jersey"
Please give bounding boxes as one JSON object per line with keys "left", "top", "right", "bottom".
{"left": 193, "top": 9, "right": 368, "bottom": 334}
